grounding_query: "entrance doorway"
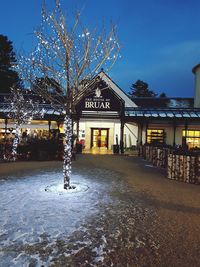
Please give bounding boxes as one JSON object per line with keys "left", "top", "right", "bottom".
{"left": 91, "top": 128, "right": 109, "bottom": 148}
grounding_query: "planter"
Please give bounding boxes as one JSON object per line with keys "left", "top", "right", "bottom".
{"left": 113, "top": 144, "right": 119, "bottom": 154}
{"left": 76, "top": 143, "right": 82, "bottom": 154}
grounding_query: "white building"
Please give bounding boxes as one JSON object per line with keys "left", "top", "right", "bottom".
{"left": 1, "top": 66, "right": 200, "bottom": 154}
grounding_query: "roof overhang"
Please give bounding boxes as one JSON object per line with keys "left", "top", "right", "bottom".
{"left": 98, "top": 71, "right": 137, "bottom": 108}
{"left": 192, "top": 63, "right": 200, "bottom": 74}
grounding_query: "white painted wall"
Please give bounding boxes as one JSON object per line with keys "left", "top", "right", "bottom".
{"left": 79, "top": 119, "right": 121, "bottom": 150}
{"left": 193, "top": 64, "right": 200, "bottom": 108}
{"left": 124, "top": 123, "right": 138, "bottom": 147}
{"left": 114, "top": 122, "right": 120, "bottom": 145}
{"left": 75, "top": 119, "right": 138, "bottom": 150}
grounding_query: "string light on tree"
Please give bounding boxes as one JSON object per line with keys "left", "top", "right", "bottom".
{"left": 17, "top": 0, "right": 120, "bottom": 189}
{"left": 5, "top": 87, "right": 44, "bottom": 162}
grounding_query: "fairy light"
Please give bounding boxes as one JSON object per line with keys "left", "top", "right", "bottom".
{"left": 5, "top": 87, "right": 44, "bottom": 162}
{"left": 63, "top": 116, "right": 72, "bottom": 189}
{"left": 16, "top": 0, "right": 120, "bottom": 188}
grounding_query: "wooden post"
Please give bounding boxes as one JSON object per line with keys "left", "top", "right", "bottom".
{"left": 56, "top": 120, "right": 61, "bottom": 135}
{"left": 173, "top": 121, "right": 176, "bottom": 147}
{"left": 138, "top": 123, "right": 143, "bottom": 145}
{"left": 183, "top": 121, "right": 188, "bottom": 149}
{"left": 145, "top": 122, "right": 148, "bottom": 144}
{"left": 120, "top": 119, "right": 124, "bottom": 154}
{"left": 48, "top": 120, "right": 51, "bottom": 138}
{"left": 4, "top": 118, "right": 8, "bottom": 139}
{"left": 76, "top": 117, "right": 80, "bottom": 142}
{"left": 120, "top": 103, "right": 125, "bottom": 154}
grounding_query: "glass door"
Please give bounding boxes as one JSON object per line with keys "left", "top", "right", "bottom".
{"left": 100, "top": 129, "right": 108, "bottom": 147}
{"left": 92, "top": 129, "right": 100, "bottom": 148}
{"left": 91, "top": 128, "right": 109, "bottom": 148}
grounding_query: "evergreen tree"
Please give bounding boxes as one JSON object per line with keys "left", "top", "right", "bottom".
{"left": 0, "top": 34, "right": 20, "bottom": 93}
{"left": 129, "top": 80, "right": 157, "bottom": 98}
{"left": 159, "top": 92, "right": 167, "bottom": 98}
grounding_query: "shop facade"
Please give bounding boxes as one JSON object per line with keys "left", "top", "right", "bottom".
{"left": 1, "top": 66, "right": 200, "bottom": 154}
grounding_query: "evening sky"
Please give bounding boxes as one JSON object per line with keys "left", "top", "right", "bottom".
{"left": 0, "top": 0, "right": 200, "bottom": 97}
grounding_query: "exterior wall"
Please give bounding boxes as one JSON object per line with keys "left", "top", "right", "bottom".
{"left": 136, "top": 123, "right": 146, "bottom": 145}
{"left": 74, "top": 119, "right": 138, "bottom": 150}
{"left": 79, "top": 119, "right": 120, "bottom": 150}
{"left": 78, "top": 121, "right": 86, "bottom": 141}
{"left": 73, "top": 121, "right": 86, "bottom": 140}
{"left": 114, "top": 123, "right": 120, "bottom": 146}
{"left": 194, "top": 65, "right": 200, "bottom": 108}
{"left": 146, "top": 122, "right": 200, "bottom": 147}
{"left": 146, "top": 123, "right": 176, "bottom": 146}
{"left": 175, "top": 127, "right": 183, "bottom": 146}
{"left": 142, "top": 124, "right": 147, "bottom": 144}
{"left": 2, "top": 116, "right": 200, "bottom": 150}
{"left": 124, "top": 123, "right": 138, "bottom": 147}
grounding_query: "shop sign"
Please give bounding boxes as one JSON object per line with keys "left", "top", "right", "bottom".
{"left": 84, "top": 87, "right": 111, "bottom": 110}
{"left": 76, "top": 84, "right": 122, "bottom": 112}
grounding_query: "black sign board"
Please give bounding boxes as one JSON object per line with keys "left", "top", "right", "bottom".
{"left": 76, "top": 81, "right": 122, "bottom": 113}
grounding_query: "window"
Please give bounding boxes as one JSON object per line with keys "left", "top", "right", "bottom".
{"left": 182, "top": 130, "right": 200, "bottom": 149}
{"left": 147, "top": 129, "right": 165, "bottom": 144}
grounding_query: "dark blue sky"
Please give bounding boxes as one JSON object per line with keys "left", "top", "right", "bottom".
{"left": 1, "top": 0, "right": 200, "bottom": 97}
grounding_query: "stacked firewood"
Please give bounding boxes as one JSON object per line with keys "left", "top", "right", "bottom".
{"left": 139, "top": 145, "right": 170, "bottom": 168}
{"left": 168, "top": 153, "right": 200, "bottom": 184}
{"left": 139, "top": 145, "right": 200, "bottom": 184}
{"left": 138, "top": 145, "right": 146, "bottom": 158}
{"left": 156, "top": 148, "right": 168, "bottom": 168}
{"left": 196, "top": 155, "right": 200, "bottom": 184}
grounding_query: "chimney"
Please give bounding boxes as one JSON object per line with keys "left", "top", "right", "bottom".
{"left": 192, "top": 64, "right": 200, "bottom": 108}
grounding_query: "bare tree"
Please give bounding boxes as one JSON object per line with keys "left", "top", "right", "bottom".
{"left": 17, "top": 0, "right": 120, "bottom": 189}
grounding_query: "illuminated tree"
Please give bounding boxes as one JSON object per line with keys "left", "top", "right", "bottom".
{"left": 17, "top": 0, "right": 120, "bottom": 189}
{"left": 33, "top": 76, "right": 62, "bottom": 94}
{"left": 5, "top": 87, "right": 44, "bottom": 162}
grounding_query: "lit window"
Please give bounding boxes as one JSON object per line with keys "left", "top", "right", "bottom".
{"left": 182, "top": 130, "right": 200, "bottom": 149}
{"left": 147, "top": 129, "right": 165, "bottom": 144}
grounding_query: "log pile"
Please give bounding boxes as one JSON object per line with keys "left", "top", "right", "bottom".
{"left": 168, "top": 153, "right": 200, "bottom": 184}
{"left": 139, "top": 145, "right": 171, "bottom": 168}
{"left": 196, "top": 156, "right": 200, "bottom": 184}
{"left": 139, "top": 145, "right": 200, "bottom": 185}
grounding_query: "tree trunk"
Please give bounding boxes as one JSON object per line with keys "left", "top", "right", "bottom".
{"left": 12, "top": 123, "right": 21, "bottom": 162}
{"left": 63, "top": 114, "right": 72, "bottom": 189}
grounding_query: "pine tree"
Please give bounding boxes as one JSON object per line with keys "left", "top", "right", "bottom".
{"left": 129, "top": 80, "right": 157, "bottom": 98}
{"left": 159, "top": 92, "right": 167, "bottom": 98}
{"left": 0, "top": 35, "right": 20, "bottom": 93}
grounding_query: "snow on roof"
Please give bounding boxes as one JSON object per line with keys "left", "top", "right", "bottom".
{"left": 125, "top": 108, "right": 200, "bottom": 119}
{"left": 132, "top": 97, "right": 194, "bottom": 108}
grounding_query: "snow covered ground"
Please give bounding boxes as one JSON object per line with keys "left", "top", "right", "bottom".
{"left": 0, "top": 168, "right": 115, "bottom": 266}
{"left": 0, "top": 160, "right": 161, "bottom": 267}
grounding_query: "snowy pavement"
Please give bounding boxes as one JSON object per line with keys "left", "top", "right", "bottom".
{"left": 0, "top": 167, "right": 116, "bottom": 266}
{"left": 0, "top": 155, "right": 200, "bottom": 266}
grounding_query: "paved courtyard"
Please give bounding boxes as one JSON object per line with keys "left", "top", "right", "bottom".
{"left": 0, "top": 155, "right": 200, "bottom": 266}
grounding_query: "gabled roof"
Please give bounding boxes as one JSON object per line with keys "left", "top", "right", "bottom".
{"left": 98, "top": 71, "right": 137, "bottom": 108}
